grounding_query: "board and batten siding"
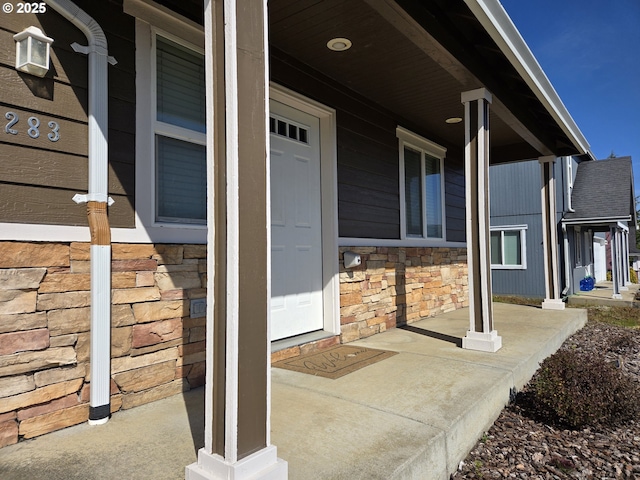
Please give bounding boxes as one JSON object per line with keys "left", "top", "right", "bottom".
{"left": 489, "top": 159, "right": 566, "bottom": 298}
{"left": 270, "top": 48, "right": 466, "bottom": 241}
{"left": 0, "top": 0, "right": 135, "bottom": 228}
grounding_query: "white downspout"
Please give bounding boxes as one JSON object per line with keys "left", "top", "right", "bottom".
{"left": 45, "top": 0, "right": 116, "bottom": 425}
{"left": 562, "top": 223, "right": 571, "bottom": 297}
{"left": 565, "top": 157, "right": 575, "bottom": 213}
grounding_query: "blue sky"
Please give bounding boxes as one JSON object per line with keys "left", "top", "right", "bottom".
{"left": 501, "top": 0, "right": 640, "bottom": 193}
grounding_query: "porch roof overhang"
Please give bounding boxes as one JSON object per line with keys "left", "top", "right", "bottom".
{"left": 463, "top": 0, "right": 593, "bottom": 160}
{"left": 267, "top": 0, "right": 595, "bottom": 164}
{"left": 156, "top": 0, "right": 593, "bottom": 164}
{"left": 561, "top": 216, "right": 632, "bottom": 227}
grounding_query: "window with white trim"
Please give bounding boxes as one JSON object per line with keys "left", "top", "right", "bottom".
{"left": 153, "top": 35, "right": 206, "bottom": 224}
{"left": 397, "top": 127, "right": 446, "bottom": 240}
{"left": 490, "top": 225, "right": 527, "bottom": 269}
{"left": 584, "top": 230, "right": 592, "bottom": 266}
{"left": 574, "top": 228, "right": 583, "bottom": 266}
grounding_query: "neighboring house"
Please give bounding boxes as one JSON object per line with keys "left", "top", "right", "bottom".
{"left": 490, "top": 156, "right": 583, "bottom": 298}
{"left": 0, "top": 0, "right": 595, "bottom": 477}
{"left": 490, "top": 156, "right": 635, "bottom": 299}
{"left": 563, "top": 156, "right": 636, "bottom": 298}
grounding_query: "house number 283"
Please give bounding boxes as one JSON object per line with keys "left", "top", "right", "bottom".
{"left": 4, "top": 112, "right": 60, "bottom": 142}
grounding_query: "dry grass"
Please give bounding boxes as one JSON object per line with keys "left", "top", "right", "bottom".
{"left": 493, "top": 295, "right": 640, "bottom": 328}
{"left": 492, "top": 295, "right": 542, "bottom": 307}
{"left": 585, "top": 305, "right": 640, "bottom": 328}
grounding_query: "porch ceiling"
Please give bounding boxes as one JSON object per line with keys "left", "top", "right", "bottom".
{"left": 158, "top": 0, "right": 587, "bottom": 163}
{"left": 268, "top": 0, "right": 580, "bottom": 163}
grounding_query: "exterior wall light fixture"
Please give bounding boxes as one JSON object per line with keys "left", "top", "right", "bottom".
{"left": 14, "top": 26, "right": 53, "bottom": 77}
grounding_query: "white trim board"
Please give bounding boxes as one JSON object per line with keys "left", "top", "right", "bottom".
{"left": 339, "top": 237, "right": 466, "bottom": 248}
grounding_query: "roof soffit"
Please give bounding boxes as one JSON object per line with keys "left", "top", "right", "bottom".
{"left": 157, "top": 0, "right": 589, "bottom": 162}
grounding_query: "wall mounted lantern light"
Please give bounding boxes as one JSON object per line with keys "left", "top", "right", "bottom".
{"left": 14, "top": 26, "right": 53, "bottom": 77}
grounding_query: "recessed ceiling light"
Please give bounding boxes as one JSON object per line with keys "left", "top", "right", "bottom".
{"left": 445, "top": 117, "right": 463, "bottom": 124}
{"left": 327, "top": 37, "right": 352, "bottom": 52}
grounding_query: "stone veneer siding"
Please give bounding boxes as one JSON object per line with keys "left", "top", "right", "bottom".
{"left": 0, "top": 242, "right": 468, "bottom": 446}
{"left": 0, "top": 241, "right": 206, "bottom": 448}
{"left": 272, "top": 246, "right": 468, "bottom": 361}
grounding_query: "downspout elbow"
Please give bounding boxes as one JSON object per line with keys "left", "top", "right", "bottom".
{"left": 45, "top": 0, "right": 108, "bottom": 50}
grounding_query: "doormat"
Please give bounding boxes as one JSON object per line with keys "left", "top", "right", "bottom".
{"left": 273, "top": 345, "right": 398, "bottom": 379}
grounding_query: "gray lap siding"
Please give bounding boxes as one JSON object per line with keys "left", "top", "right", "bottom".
{"left": 270, "top": 48, "right": 466, "bottom": 241}
{"left": 0, "top": 0, "right": 136, "bottom": 228}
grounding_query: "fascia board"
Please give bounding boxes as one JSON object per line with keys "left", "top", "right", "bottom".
{"left": 562, "top": 216, "right": 632, "bottom": 225}
{"left": 463, "top": 0, "right": 595, "bottom": 160}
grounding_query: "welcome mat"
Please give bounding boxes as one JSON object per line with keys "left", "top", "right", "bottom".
{"left": 273, "top": 345, "right": 398, "bottom": 379}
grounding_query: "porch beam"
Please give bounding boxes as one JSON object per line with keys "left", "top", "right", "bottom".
{"left": 461, "top": 87, "right": 501, "bottom": 353}
{"left": 365, "top": 0, "right": 554, "bottom": 158}
{"left": 539, "top": 156, "right": 564, "bottom": 310}
{"left": 186, "top": 0, "right": 287, "bottom": 478}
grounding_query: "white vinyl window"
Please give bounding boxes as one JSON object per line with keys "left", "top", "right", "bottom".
{"left": 490, "top": 225, "right": 527, "bottom": 269}
{"left": 397, "top": 127, "right": 446, "bottom": 240}
{"left": 153, "top": 35, "right": 206, "bottom": 224}
{"left": 574, "top": 228, "right": 583, "bottom": 266}
{"left": 584, "top": 230, "right": 592, "bottom": 266}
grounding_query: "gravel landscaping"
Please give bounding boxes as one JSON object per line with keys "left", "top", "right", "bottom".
{"left": 452, "top": 308, "right": 640, "bottom": 479}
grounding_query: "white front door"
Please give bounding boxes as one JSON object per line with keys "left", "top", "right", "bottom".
{"left": 270, "top": 100, "right": 324, "bottom": 341}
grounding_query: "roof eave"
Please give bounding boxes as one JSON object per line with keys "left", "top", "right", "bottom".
{"left": 463, "top": 0, "right": 596, "bottom": 160}
{"left": 562, "top": 215, "right": 632, "bottom": 226}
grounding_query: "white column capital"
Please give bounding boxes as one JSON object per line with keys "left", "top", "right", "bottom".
{"left": 461, "top": 87, "right": 493, "bottom": 104}
{"left": 538, "top": 155, "right": 557, "bottom": 164}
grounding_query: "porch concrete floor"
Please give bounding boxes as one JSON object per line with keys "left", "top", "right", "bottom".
{"left": 568, "top": 281, "right": 639, "bottom": 307}
{"left": 0, "top": 303, "right": 586, "bottom": 480}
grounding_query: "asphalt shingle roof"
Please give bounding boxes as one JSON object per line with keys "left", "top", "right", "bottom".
{"left": 564, "top": 156, "right": 635, "bottom": 222}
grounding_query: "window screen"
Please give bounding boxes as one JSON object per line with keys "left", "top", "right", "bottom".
{"left": 156, "top": 37, "right": 205, "bottom": 132}
{"left": 424, "top": 154, "right": 442, "bottom": 238}
{"left": 156, "top": 136, "right": 206, "bottom": 222}
{"left": 155, "top": 36, "right": 206, "bottom": 223}
{"left": 404, "top": 147, "right": 423, "bottom": 236}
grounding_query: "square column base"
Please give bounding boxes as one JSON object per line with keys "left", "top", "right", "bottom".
{"left": 612, "top": 293, "right": 623, "bottom": 300}
{"left": 186, "top": 446, "right": 288, "bottom": 480}
{"left": 620, "top": 286, "right": 629, "bottom": 291}
{"left": 541, "top": 299, "right": 565, "bottom": 310}
{"left": 462, "top": 330, "right": 502, "bottom": 352}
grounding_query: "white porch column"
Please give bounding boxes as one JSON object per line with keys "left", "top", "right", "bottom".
{"left": 616, "top": 228, "right": 628, "bottom": 292}
{"left": 461, "top": 88, "right": 501, "bottom": 353}
{"left": 622, "top": 229, "right": 631, "bottom": 288}
{"left": 186, "top": 1, "right": 287, "bottom": 479}
{"left": 611, "top": 227, "right": 622, "bottom": 299}
{"left": 539, "top": 156, "right": 565, "bottom": 310}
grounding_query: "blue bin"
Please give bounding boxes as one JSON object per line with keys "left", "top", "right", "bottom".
{"left": 579, "top": 276, "right": 594, "bottom": 291}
